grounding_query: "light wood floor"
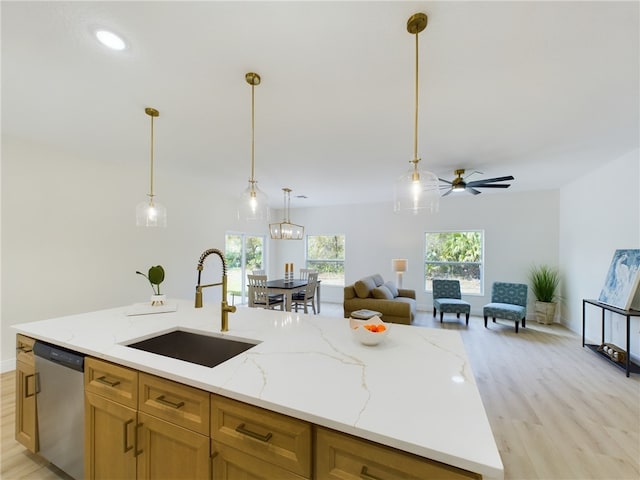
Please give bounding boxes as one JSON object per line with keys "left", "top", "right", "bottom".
{"left": 2, "top": 305, "right": 639, "bottom": 479}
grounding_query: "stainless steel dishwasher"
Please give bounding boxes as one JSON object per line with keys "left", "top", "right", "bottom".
{"left": 34, "top": 341, "right": 85, "bottom": 480}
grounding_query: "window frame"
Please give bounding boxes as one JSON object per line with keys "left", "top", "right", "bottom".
{"left": 424, "top": 230, "right": 485, "bottom": 296}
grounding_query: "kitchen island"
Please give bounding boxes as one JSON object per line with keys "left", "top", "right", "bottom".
{"left": 13, "top": 300, "right": 503, "bottom": 479}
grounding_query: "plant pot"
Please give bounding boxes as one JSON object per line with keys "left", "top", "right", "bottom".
{"left": 151, "top": 294, "right": 166, "bottom": 306}
{"left": 535, "top": 300, "right": 556, "bottom": 324}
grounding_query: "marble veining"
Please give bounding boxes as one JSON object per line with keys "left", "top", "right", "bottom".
{"left": 12, "top": 300, "right": 503, "bottom": 480}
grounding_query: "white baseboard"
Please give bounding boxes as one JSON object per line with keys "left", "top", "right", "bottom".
{"left": 1, "top": 358, "right": 16, "bottom": 374}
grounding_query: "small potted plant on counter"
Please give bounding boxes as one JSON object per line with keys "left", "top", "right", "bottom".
{"left": 136, "top": 265, "right": 165, "bottom": 305}
{"left": 529, "top": 264, "right": 560, "bottom": 324}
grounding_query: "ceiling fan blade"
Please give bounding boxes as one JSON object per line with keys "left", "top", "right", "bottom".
{"left": 467, "top": 187, "right": 482, "bottom": 195}
{"left": 472, "top": 184, "right": 511, "bottom": 189}
{"left": 467, "top": 175, "right": 514, "bottom": 187}
{"left": 442, "top": 188, "right": 453, "bottom": 197}
{"left": 438, "top": 178, "right": 452, "bottom": 184}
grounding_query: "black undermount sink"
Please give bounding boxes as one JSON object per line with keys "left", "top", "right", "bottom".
{"left": 127, "top": 330, "right": 258, "bottom": 368}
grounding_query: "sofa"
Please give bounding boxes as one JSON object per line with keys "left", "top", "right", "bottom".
{"left": 343, "top": 274, "right": 416, "bottom": 325}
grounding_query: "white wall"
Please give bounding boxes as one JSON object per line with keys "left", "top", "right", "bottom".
{"left": 270, "top": 190, "right": 560, "bottom": 315}
{"left": 1, "top": 136, "right": 249, "bottom": 371}
{"left": 559, "top": 148, "right": 640, "bottom": 362}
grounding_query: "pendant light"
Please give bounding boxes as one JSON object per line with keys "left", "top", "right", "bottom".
{"left": 269, "top": 188, "right": 304, "bottom": 240}
{"left": 136, "top": 107, "right": 167, "bottom": 227}
{"left": 238, "top": 72, "right": 269, "bottom": 221}
{"left": 393, "top": 13, "right": 439, "bottom": 215}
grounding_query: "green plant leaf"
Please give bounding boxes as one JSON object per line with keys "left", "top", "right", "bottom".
{"left": 529, "top": 265, "right": 560, "bottom": 302}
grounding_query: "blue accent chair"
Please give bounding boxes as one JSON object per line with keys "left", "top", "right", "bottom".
{"left": 432, "top": 279, "right": 471, "bottom": 325}
{"left": 483, "top": 282, "right": 528, "bottom": 333}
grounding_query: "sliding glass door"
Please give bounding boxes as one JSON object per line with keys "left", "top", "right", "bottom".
{"left": 225, "top": 233, "right": 266, "bottom": 304}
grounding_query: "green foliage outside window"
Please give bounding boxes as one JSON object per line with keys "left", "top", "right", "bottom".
{"left": 425, "top": 231, "right": 483, "bottom": 294}
{"left": 306, "top": 235, "right": 345, "bottom": 286}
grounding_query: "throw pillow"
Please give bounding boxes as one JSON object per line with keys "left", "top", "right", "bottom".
{"left": 384, "top": 281, "right": 399, "bottom": 298}
{"left": 371, "top": 273, "right": 385, "bottom": 286}
{"left": 354, "top": 276, "right": 377, "bottom": 299}
{"left": 372, "top": 285, "right": 393, "bottom": 300}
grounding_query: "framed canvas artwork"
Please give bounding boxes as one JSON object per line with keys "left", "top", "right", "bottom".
{"left": 598, "top": 249, "right": 640, "bottom": 310}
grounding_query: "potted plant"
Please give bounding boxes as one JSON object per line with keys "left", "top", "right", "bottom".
{"left": 529, "top": 264, "right": 560, "bottom": 324}
{"left": 136, "top": 265, "right": 165, "bottom": 305}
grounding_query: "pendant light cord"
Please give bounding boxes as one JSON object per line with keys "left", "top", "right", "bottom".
{"left": 250, "top": 82, "right": 255, "bottom": 187}
{"left": 413, "top": 31, "right": 419, "bottom": 164}
{"left": 149, "top": 113, "right": 155, "bottom": 200}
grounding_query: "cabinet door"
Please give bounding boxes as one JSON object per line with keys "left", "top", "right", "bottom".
{"left": 212, "top": 442, "right": 307, "bottom": 480}
{"left": 15, "top": 359, "right": 37, "bottom": 452}
{"left": 136, "top": 412, "right": 210, "bottom": 480}
{"left": 315, "top": 427, "right": 480, "bottom": 480}
{"left": 84, "top": 391, "right": 137, "bottom": 480}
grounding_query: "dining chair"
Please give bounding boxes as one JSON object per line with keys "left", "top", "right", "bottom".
{"left": 248, "top": 275, "right": 284, "bottom": 310}
{"left": 292, "top": 272, "right": 318, "bottom": 314}
{"left": 252, "top": 269, "right": 265, "bottom": 275}
{"left": 299, "top": 268, "right": 317, "bottom": 280}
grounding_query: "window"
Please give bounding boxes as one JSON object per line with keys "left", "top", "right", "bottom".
{"left": 425, "top": 231, "right": 483, "bottom": 294}
{"left": 225, "top": 233, "right": 266, "bottom": 302}
{"left": 306, "top": 235, "right": 345, "bottom": 286}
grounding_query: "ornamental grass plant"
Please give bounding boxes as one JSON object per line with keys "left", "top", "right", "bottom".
{"left": 529, "top": 264, "right": 560, "bottom": 303}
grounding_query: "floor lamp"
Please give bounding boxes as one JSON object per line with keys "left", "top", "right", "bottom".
{"left": 392, "top": 259, "right": 408, "bottom": 288}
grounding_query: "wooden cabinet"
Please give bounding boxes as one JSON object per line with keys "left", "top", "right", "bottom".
{"left": 137, "top": 373, "right": 211, "bottom": 480}
{"left": 15, "top": 334, "right": 37, "bottom": 452}
{"left": 84, "top": 358, "right": 211, "bottom": 479}
{"left": 315, "top": 427, "right": 481, "bottom": 480}
{"left": 84, "top": 358, "right": 138, "bottom": 479}
{"left": 85, "top": 390, "right": 137, "bottom": 479}
{"left": 137, "top": 412, "right": 210, "bottom": 480}
{"left": 211, "top": 394, "right": 312, "bottom": 479}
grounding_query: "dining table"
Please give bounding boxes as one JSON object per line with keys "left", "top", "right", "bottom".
{"left": 265, "top": 278, "right": 322, "bottom": 313}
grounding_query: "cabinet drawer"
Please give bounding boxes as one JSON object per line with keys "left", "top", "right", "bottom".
{"left": 85, "top": 357, "right": 138, "bottom": 409}
{"left": 212, "top": 442, "right": 307, "bottom": 480}
{"left": 139, "top": 373, "right": 210, "bottom": 436}
{"left": 211, "top": 394, "right": 311, "bottom": 478}
{"left": 315, "top": 427, "right": 481, "bottom": 480}
{"left": 16, "top": 334, "right": 35, "bottom": 366}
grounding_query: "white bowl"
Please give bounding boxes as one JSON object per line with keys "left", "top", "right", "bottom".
{"left": 349, "top": 315, "right": 389, "bottom": 346}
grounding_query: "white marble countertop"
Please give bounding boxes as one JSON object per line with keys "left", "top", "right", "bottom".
{"left": 12, "top": 300, "right": 503, "bottom": 479}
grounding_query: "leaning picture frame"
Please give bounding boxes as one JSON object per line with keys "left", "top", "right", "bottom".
{"left": 598, "top": 249, "right": 640, "bottom": 310}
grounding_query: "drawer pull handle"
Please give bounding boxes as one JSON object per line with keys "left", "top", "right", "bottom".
{"left": 123, "top": 419, "right": 134, "bottom": 453}
{"left": 17, "top": 346, "right": 33, "bottom": 354}
{"left": 235, "top": 423, "right": 273, "bottom": 443}
{"left": 96, "top": 376, "right": 121, "bottom": 387}
{"left": 360, "top": 466, "right": 384, "bottom": 480}
{"left": 156, "top": 395, "right": 184, "bottom": 409}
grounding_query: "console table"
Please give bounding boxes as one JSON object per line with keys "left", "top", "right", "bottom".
{"left": 582, "top": 299, "right": 640, "bottom": 377}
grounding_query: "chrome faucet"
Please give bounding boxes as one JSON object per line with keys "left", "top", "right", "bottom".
{"left": 195, "top": 248, "right": 236, "bottom": 332}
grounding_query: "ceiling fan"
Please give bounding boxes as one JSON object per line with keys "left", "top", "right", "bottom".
{"left": 439, "top": 169, "right": 514, "bottom": 196}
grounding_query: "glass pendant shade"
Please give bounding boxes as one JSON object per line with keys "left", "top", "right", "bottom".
{"left": 136, "top": 199, "right": 167, "bottom": 227}
{"left": 393, "top": 165, "right": 440, "bottom": 214}
{"left": 239, "top": 182, "right": 269, "bottom": 221}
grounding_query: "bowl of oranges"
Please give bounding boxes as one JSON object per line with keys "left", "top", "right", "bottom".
{"left": 349, "top": 315, "right": 389, "bottom": 346}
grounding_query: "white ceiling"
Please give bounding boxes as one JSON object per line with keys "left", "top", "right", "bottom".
{"left": 2, "top": 1, "right": 638, "bottom": 208}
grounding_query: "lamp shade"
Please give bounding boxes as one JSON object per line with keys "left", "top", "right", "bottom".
{"left": 392, "top": 259, "right": 408, "bottom": 273}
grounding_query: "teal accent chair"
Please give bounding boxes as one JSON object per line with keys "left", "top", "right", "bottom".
{"left": 483, "top": 282, "right": 528, "bottom": 333}
{"left": 432, "top": 279, "right": 471, "bottom": 325}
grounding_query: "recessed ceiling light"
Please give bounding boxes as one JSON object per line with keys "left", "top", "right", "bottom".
{"left": 95, "top": 29, "right": 126, "bottom": 51}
